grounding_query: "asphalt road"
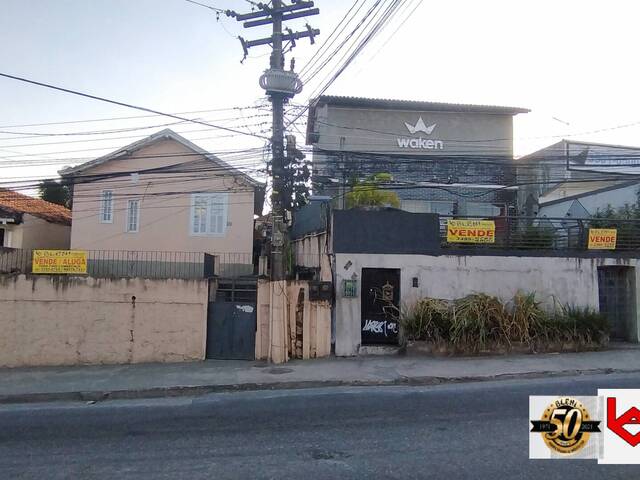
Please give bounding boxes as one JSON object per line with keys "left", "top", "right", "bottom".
{"left": 1, "top": 373, "right": 639, "bottom": 479}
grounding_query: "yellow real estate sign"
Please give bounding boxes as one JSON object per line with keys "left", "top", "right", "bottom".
{"left": 588, "top": 228, "right": 617, "bottom": 250}
{"left": 32, "top": 250, "right": 88, "bottom": 274}
{"left": 447, "top": 219, "right": 496, "bottom": 244}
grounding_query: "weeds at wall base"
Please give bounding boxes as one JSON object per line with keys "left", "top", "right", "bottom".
{"left": 399, "top": 292, "right": 610, "bottom": 356}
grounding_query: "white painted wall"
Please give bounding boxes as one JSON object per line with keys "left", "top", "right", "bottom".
{"left": 334, "top": 253, "right": 640, "bottom": 356}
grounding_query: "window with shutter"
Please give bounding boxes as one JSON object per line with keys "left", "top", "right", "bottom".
{"left": 126, "top": 199, "right": 140, "bottom": 232}
{"left": 100, "top": 190, "right": 113, "bottom": 223}
{"left": 190, "top": 193, "right": 228, "bottom": 236}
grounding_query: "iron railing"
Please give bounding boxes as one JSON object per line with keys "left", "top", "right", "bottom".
{"left": 0, "top": 249, "right": 256, "bottom": 279}
{"left": 439, "top": 216, "right": 640, "bottom": 251}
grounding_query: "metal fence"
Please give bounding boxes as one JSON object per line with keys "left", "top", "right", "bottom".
{"left": 87, "top": 250, "right": 215, "bottom": 279}
{"left": 0, "top": 249, "right": 256, "bottom": 279}
{"left": 439, "top": 216, "right": 640, "bottom": 252}
{"left": 213, "top": 252, "right": 255, "bottom": 279}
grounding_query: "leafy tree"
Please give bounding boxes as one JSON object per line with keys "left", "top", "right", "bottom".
{"left": 345, "top": 173, "right": 401, "bottom": 209}
{"left": 38, "top": 179, "right": 70, "bottom": 208}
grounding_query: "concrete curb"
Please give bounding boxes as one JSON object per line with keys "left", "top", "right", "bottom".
{"left": 1, "top": 367, "right": 638, "bottom": 405}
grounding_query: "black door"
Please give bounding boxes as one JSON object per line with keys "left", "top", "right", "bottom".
{"left": 598, "top": 266, "right": 635, "bottom": 341}
{"left": 361, "top": 268, "right": 401, "bottom": 345}
{"left": 206, "top": 280, "right": 257, "bottom": 360}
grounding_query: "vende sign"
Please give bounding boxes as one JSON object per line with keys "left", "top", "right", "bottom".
{"left": 447, "top": 219, "right": 495, "bottom": 244}
{"left": 588, "top": 228, "right": 617, "bottom": 250}
{"left": 32, "top": 250, "right": 88, "bottom": 274}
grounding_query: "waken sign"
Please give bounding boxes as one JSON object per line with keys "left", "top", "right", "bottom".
{"left": 397, "top": 117, "right": 444, "bottom": 150}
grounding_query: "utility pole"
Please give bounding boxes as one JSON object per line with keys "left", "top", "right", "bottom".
{"left": 229, "top": 1, "right": 319, "bottom": 281}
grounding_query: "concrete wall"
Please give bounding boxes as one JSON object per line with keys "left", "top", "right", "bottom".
{"left": 255, "top": 279, "right": 331, "bottom": 363}
{"left": 292, "top": 232, "right": 332, "bottom": 282}
{"left": 314, "top": 104, "right": 514, "bottom": 156}
{"left": 0, "top": 274, "right": 208, "bottom": 367}
{"left": 70, "top": 138, "right": 255, "bottom": 256}
{"left": 334, "top": 253, "right": 640, "bottom": 356}
{"left": 1, "top": 214, "right": 70, "bottom": 249}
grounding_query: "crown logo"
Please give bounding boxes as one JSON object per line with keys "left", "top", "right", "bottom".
{"left": 404, "top": 117, "right": 436, "bottom": 135}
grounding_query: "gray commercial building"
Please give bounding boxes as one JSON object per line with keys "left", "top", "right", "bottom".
{"left": 305, "top": 95, "right": 529, "bottom": 216}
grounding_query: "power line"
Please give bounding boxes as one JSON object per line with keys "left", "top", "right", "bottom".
{"left": 183, "top": 0, "right": 225, "bottom": 13}
{"left": 0, "top": 103, "right": 268, "bottom": 130}
{"left": 288, "top": 0, "right": 405, "bottom": 130}
{"left": 298, "top": 0, "right": 365, "bottom": 78}
{"left": 0, "top": 115, "right": 270, "bottom": 148}
{"left": 0, "top": 72, "right": 269, "bottom": 140}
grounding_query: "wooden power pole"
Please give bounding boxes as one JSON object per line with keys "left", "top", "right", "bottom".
{"left": 229, "top": 1, "right": 319, "bottom": 281}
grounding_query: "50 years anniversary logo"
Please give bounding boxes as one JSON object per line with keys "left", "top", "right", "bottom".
{"left": 530, "top": 390, "right": 640, "bottom": 463}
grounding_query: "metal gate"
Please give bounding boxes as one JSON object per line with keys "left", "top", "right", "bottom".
{"left": 597, "top": 266, "right": 635, "bottom": 341}
{"left": 361, "top": 268, "right": 401, "bottom": 345}
{"left": 206, "top": 280, "right": 257, "bottom": 360}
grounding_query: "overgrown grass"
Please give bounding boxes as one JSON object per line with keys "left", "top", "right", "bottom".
{"left": 400, "top": 291, "right": 609, "bottom": 354}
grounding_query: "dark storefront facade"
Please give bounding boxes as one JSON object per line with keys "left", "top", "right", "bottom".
{"left": 305, "top": 95, "right": 529, "bottom": 216}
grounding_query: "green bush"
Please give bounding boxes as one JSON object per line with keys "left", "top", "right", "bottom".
{"left": 556, "top": 305, "right": 609, "bottom": 344}
{"left": 401, "top": 292, "right": 609, "bottom": 353}
{"left": 401, "top": 298, "right": 451, "bottom": 342}
{"left": 452, "top": 294, "right": 507, "bottom": 351}
{"left": 506, "top": 291, "right": 548, "bottom": 344}
{"left": 510, "top": 225, "right": 556, "bottom": 249}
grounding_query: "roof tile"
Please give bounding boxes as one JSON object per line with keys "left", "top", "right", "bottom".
{"left": 0, "top": 189, "right": 71, "bottom": 225}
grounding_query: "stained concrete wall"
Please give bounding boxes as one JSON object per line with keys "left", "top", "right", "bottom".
{"left": 334, "top": 254, "right": 640, "bottom": 356}
{"left": 0, "top": 274, "right": 208, "bottom": 367}
{"left": 255, "top": 279, "right": 331, "bottom": 363}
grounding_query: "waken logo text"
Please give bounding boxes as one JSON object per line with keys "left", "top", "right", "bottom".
{"left": 397, "top": 116, "right": 444, "bottom": 150}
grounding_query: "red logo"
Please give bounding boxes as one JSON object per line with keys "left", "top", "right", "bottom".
{"left": 607, "top": 397, "right": 640, "bottom": 447}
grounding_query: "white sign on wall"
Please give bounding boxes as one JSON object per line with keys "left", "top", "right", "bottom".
{"left": 396, "top": 116, "right": 445, "bottom": 150}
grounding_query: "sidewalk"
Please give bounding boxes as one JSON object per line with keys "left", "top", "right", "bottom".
{"left": 1, "top": 346, "right": 639, "bottom": 404}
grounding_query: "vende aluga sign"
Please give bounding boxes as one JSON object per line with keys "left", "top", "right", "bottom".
{"left": 447, "top": 219, "right": 496, "bottom": 244}
{"left": 32, "top": 250, "right": 88, "bottom": 274}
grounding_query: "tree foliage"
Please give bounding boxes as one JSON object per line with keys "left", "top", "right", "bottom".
{"left": 345, "top": 173, "right": 401, "bottom": 209}
{"left": 38, "top": 180, "right": 71, "bottom": 208}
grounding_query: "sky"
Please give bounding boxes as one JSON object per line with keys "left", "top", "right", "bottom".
{"left": 1, "top": 0, "right": 640, "bottom": 190}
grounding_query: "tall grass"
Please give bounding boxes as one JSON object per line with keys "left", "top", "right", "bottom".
{"left": 400, "top": 291, "right": 609, "bottom": 354}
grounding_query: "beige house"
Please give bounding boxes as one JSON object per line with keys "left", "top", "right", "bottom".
{"left": 60, "top": 129, "right": 264, "bottom": 265}
{"left": 0, "top": 188, "right": 71, "bottom": 249}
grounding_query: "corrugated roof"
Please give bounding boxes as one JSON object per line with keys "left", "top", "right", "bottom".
{"left": 314, "top": 95, "right": 530, "bottom": 115}
{"left": 0, "top": 189, "right": 71, "bottom": 225}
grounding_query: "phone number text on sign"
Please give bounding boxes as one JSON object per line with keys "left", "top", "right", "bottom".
{"left": 32, "top": 250, "right": 87, "bottom": 274}
{"left": 446, "top": 219, "right": 495, "bottom": 244}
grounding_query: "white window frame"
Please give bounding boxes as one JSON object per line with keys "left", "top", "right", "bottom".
{"left": 100, "top": 190, "right": 114, "bottom": 223}
{"left": 190, "top": 193, "right": 228, "bottom": 237}
{"left": 126, "top": 199, "right": 140, "bottom": 233}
